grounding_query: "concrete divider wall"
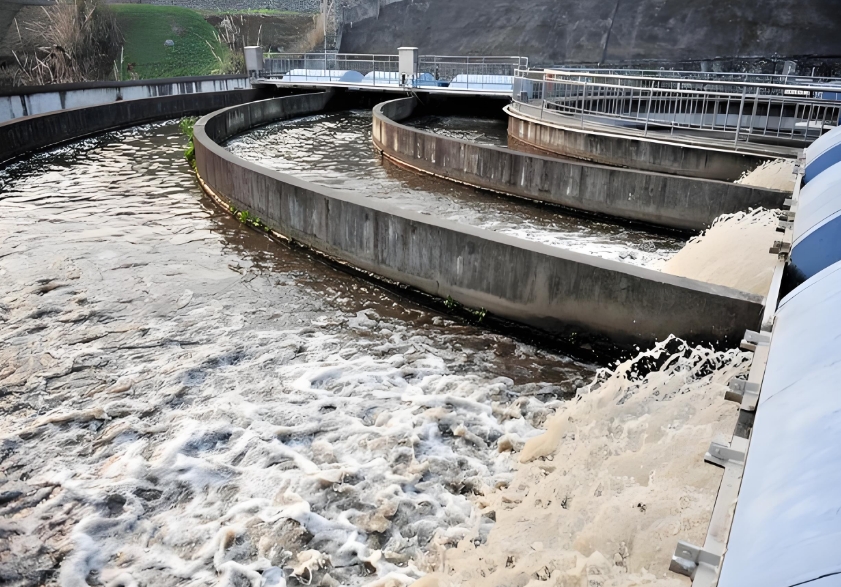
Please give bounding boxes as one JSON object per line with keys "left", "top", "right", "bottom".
{"left": 372, "top": 97, "right": 785, "bottom": 231}
{"left": 194, "top": 92, "right": 764, "bottom": 349}
{"left": 0, "top": 88, "right": 266, "bottom": 165}
{"left": 507, "top": 105, "right": 771, "bottom": 182}
{"left": 0, "top": 76, "right": 251, "bottom": 123}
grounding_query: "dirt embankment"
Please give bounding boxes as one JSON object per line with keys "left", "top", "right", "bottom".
{"left": 205, "top": 12, "right": 321, "bottom": 53}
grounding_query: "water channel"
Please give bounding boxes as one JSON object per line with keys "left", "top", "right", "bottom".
{"left": 0, "top": 122, "right": 598, "bottom": 586}
{"left": 225, "top": 110, "right": 686, "bottom": 268}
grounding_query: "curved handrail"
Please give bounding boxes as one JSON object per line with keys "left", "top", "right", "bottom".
{"left": 372, "top": 96, "right": 786, "bottom": 231}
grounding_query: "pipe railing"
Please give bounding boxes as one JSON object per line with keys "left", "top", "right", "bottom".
{"left": 544, "top": 67, "right": 841, "bottom": 87}
{"left": 513, "top": 68, "right": 841, "bottom": 146}
{"left": 260, "top": 53, "right": 527, "bottom": 90}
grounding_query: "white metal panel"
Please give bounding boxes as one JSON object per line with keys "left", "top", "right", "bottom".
{"left": 719, "top": 260, "right": 841, "bottom": 587}
{"left": 805, "top": 124, "right": 841, "bottom": 166}
{"left": 283, "top": 69, "right": 364, "bottom": 82}
{"left": 398, "top": 46, "right": 418, "bottom": 79}
{"left": 792, "top": 160, "right": 841, "bottom": 245}
{"left": 244, "top": 46, "right": 264, "bottom": 72}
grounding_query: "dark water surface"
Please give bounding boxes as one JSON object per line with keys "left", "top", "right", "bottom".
{"left": 404, "top": 114, "right": 510, "bottom": 147}
{"left": 0, "top": 122, "right": 594, "bottom": 586}
{"left": 226, "top": 110, "right": 686, "bottom": 268}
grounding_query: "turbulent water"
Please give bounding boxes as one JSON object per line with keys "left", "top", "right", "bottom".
{"left": 225, "top": 110, "right": 685, "bottom": 268}
{"left": 402, "top": 114, "right": 509, "bottom": 147}
{"left": 0, "top": 122, "right": 596, "bottom": 587}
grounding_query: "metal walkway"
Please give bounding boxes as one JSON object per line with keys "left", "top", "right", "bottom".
{"left": 251, "top": 52, "right": 526, "bottom": 97}
{"left": 513, "top": 67, "right": 841, "bottom": 152}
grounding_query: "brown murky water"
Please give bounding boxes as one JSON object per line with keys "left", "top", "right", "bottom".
{"left": 0, "top": 122, "right": 595, "bottom": 586}
{"left": 225, "top": 110, "right": 686, "bottom": 268}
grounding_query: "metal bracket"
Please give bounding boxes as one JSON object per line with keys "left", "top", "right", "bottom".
{"left": 705, "top": 441, "right": 746, "bottom": 468}
{"left": 777, "top": 219, "right": 794, "bottom": 231}
{"left": 670, "top": 541, "right": 722, "bottom": 579}
{"left": 725, "top": 378, "right": 760, "bottom": 405}
{"left": 783, "top": 198, "right": 794, "bottom": 208}
{"left": 740, "top": 329, "right": 771, "bottom": 352}
{"left": 769, "top": 240, "right": 791, "bottom": 256}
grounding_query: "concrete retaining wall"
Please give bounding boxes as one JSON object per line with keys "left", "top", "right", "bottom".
{"left": 0, "top": 76, "right": 250, "bottom": 123}
{"left": 0, "top": 88, "right": 266, "bottom": 165}
{"left": 507, "top": 106, "right": 772, "bottom": 182}
{"left": 194, "top": 92, "right": 764, "bottom": 349}
{"left": 373, "top": 97, "right": 785, "bottom": 231}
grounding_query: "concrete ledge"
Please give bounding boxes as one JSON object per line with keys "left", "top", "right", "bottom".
{"left": 507, "top": 104, "right": 775, "bottom": 182}
{"left": 0, "top": 76, "right": 251, "bottom": 122}
{"left": 0, "top": 88, "right": 266, "bottom": 165}
{"left": 372, "top": 97, "right": 785, "bottom": 232}
{"left": 194, "top": 92, "right": 764, "bottom": 349}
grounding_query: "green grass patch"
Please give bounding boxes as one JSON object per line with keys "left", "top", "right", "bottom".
{"left": 112, "top": 4, "right": 229, "bottom": 79}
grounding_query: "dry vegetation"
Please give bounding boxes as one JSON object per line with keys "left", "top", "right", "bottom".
{"left": 9, "top": 0, "right": 122, "bottom": 85}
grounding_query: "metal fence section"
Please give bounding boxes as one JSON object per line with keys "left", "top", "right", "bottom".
{"left": 550, "top": 67, "right": 841, "bottom": 87}
{"left": 263, "top": 53, "right": 399, "bottom": 78}
{"left": 512, "top": 68, "right": 841, "bottom": 147}
{"left": 417, "top": 55, "right": 528, "bottom": 81}
{"left": 261, "top": 53, "right": 527, "bottom": 90}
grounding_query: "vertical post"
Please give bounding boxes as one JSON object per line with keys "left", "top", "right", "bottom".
{"left": 747, "top": 87, "right": 759, "bottom": 142}
{"left": 581, "top": 82, "right": 587, "bottom": 129}
{"left": 644, "top": 88, "right": 652, "bottom": 136}
{"left": 733, "top": 88, "right": 746, "bottom": 147}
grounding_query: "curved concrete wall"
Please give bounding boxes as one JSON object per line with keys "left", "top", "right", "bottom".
{"left": 372, "top": 97, "right": 785, "bottom": 231}
{"left": 0, "top": 88, "right": 266, "bottom": 165}
{"left": 0, "top": 76, "right": 250, "bottom": 123}
{"left": 507, "top": 106, "right": 772, "bottom": 182}
{"left": 193, "top": 92, "right": 764, "bottom": 350}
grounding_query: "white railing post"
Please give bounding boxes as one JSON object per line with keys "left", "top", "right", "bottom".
{"left": 733, "top": 88, "right": 746, "bottom": 147}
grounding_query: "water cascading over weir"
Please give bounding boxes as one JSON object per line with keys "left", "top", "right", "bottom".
{"left": 2, "top": 32, "right": 841, "bottom": 585}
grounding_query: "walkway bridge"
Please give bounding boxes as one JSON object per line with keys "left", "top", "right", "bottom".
{"left": 250, "top": 51, "right": 527, "bottom": 97}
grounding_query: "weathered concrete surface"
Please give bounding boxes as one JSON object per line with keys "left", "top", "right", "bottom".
{"left": 194, "top": 93, "right": 764, "bottom": 349}
{"left": 340, "top": 0, "right": 841, "bottom": 68}
{"left": 0, "top": 87, "right": 266, "bottom": 165}
{"left": 373, "top": 97, "right": 785, "bottom": 231}
{"left": 0, "top": 76, "right": 251, "bottom": 123}
{"left": 507, "top": 107, "right": 773, "bottom": 182}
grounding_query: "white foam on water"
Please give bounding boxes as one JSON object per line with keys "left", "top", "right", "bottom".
{"left": 0, "top": 122, "right": 588, "bottom": 587}
{"left": 0, "top": 121, "right": 753, "bottom": 587}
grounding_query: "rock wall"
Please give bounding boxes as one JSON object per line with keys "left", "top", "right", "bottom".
{"left": 339, "top": 0, "right": 841, "bottom": 69}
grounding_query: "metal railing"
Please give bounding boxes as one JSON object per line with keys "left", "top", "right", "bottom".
{"left": 260, "top": 53, "right": 527, "bottom": 90}
{"left": 263, "top": 53, "right": 400, "bottom": 78}
{"left": 549, "top": 67, "right": 841, "bottom": 87}
{"left": 417, "top": 55, "right": 528, "bottom": 81}
{"left": 512, "top": 68, "right": 841, "bottom": 147}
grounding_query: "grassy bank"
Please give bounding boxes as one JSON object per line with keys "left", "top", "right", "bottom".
{"left": 112, "top": 4, "right": 229, "bottom": 79}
